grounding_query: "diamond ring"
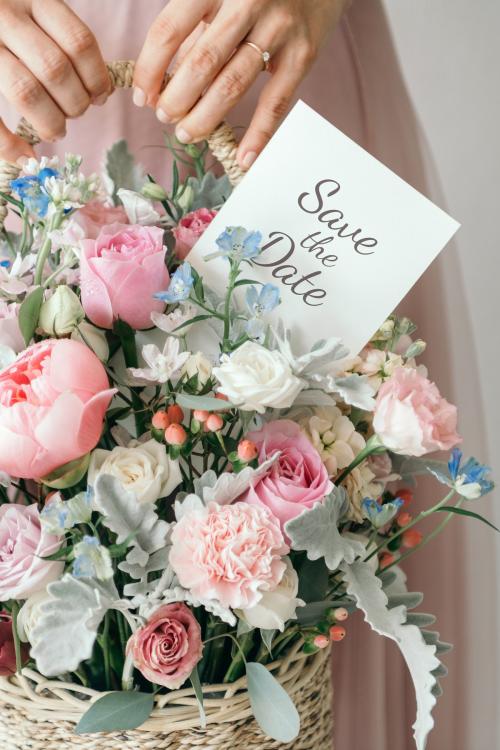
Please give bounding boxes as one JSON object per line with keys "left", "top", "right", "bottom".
{"left": 243, "top": 41, "right": 271, "bottom": 71}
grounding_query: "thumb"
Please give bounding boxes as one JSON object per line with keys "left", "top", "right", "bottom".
{"left": 0, "top": 119, "right": 35, "bottom": 164}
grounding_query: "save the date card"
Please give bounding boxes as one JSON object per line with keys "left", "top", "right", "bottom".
{"left": 187, "top": 100, "right": 460, "bottom": 356}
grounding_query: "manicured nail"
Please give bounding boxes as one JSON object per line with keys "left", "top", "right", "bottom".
{"left": 93, "top": 92, "right": 108, "bottom": 106}
{"left": 133, "top": 87, "right": 146, "bottom": 108}
{"left": 156, "top": 107, "right": 171, "bottom": 124}
{"left": 175, "top": 127, "right": 191, "bottom": 144}
{"left": 242, "top": 151, "right": 257, "bottom": 170}
{"left": 16, "top": 156, "right": 29, "bottom": 168}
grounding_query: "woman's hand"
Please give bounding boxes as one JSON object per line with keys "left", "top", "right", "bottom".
{"left": 0, "top": 0, "right": 110, "bottom": 162}
{"left": 134, "top": 0, "right": 348, "bottom": 170}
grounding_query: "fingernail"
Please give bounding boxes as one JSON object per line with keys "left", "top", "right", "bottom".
{"left": 133, "top": 87, "right": 146, "bottom": 108}
{"left": 48, "top": 131, "right": 66, "bottom": 143}
{"left": 156, "top": 107, "right": 170, "bottom": 124}
{"left": 176, "top": 127, "right": 191, "bottom": 144}
{"left": 242, "top": 151, "right": 258, "bottom": 170}
{"left": 93, "top": 92, "right": 108, "bottom": 106}
{"left": 16, "top": 156, "right": 29, "bottom": 168}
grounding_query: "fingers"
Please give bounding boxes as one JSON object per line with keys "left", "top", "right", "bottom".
{"left": 236, "top": 47, "right": 312, "bottom": 169}
{"left": 172, "top": 43, "right": 268, "bottom": 144}
{"left": 0, "top": 46, "right": 67, "bottom": 142}
{"left": 3, "top": 15, "right": 91, "bottom": 120}
{"left": 32, "top": 0, "right": 110, "bottom": 104}
{"left": 134, "top": 0, "right": 211, "bottom": 108}
{"left": 155, "top": 7, "right": 256, "bottom": 125}
{"left": 173, "top": 21, "right": 209, "bottom": 73}
{"left": 0, "top": 118, "right": 35, "bottom": 164}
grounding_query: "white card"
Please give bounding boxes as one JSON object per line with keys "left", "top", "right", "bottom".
{"left": 187, "top": 101, "right": 459, "bottom": 356}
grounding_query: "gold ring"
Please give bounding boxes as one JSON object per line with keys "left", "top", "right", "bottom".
{"left": 243, "top": 41, "right": 271, "bottom": 71}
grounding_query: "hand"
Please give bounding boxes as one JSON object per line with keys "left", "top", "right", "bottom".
{"left": 0, "top": 0, "right": 110, "bottom": 162}
{"left": 134, "top": 0, "right": 348, "bottom": 170}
